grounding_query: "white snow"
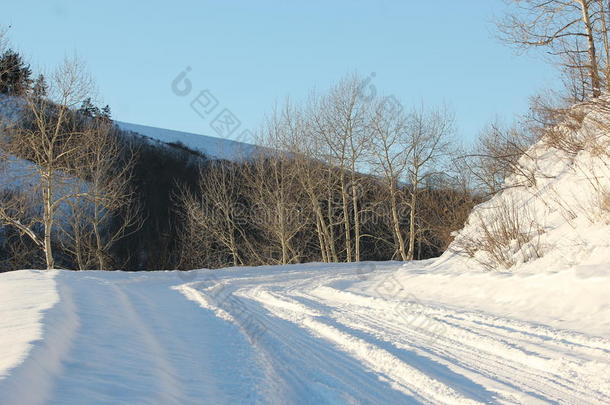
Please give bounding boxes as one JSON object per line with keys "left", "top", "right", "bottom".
{"left": 0, "top": 270, "right": 59, "bottom": 381}
{"left": 115, "top": 121, "right": 259, "bottom": 161}
{"left": 0, "top": 261, "right": 608, "bottom": 404}
{"left": 449, "top": 102, "right": 610, "bottom": 275}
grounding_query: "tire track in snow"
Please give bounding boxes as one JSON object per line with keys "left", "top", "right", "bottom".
{"left": 180, "top": 277, "right": 420, "bottom": 404}
{"left": 197, "top": 265, "right": 610, "bottom": 404}
{"left": 201, "top": 272, "right": 484, "bottom": 404}
{"left": 103, "top": 281, "right": 188, "bottom": 404}
{"left": 307, "top": 284, "right": 610, "bottom": 404}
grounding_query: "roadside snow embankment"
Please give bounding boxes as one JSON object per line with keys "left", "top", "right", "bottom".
{"left": 0, "top": 271, "right": 60, "bottom": 377}
{"left": 449, "top": 102, "right": 610, "bottom": 274}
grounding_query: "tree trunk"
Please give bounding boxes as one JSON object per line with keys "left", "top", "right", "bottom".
{"left": 351, "top": 175, "right": 361, "bottom": 262}
{"left": 579, "top": 0, "right": 602, "bottom": 97}
{"left": 93, "top": 208, "right": 106, "bottom": 270}
{"left": 407, "top": 189, "right": 417, "bottom": 261}
{"left": 325, "top": 189, "right": 339, "bottom": 262}
{"left": 305, "top": 184, "right": 333, "bottom": 262}
{"left": 315, "top": 214, "right": 328, "bottom": 262}
{"left": 390, "top": 181, "right": 408, "bottom": 261}
{"left": 340, "top": 174, "right": 352, "bottom": 262}
{"left": 596, "top": 0, "right": 610, "bottom": 91}
{"left": 42, "top": 175, "right": 55, "bottom": 270}
{"left": 278, "top": 201, "right": 288, "bottom": 265}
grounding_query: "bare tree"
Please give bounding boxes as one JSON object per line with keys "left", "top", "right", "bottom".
{"left": 245, "top": 157, "right": 308, "bottom": 265}
{"left": 0, "top": 56, "right": 137, "bottom": 270}
{"left": 497, "top": 0, "right": 606, "bottom": 98}
{"left": 368, "top": 98, "right": 411, "bottom": 260}
{"left": 309, "top": 75, "right": 371, "bottom": 262}
{"left": 0, "top": 57, "right": 95, "bottom": 269}
{"left": 462, "top": 120, "right": 538, "bottom": 197}
{"left": 248, "top": 112, "right": 313, "bottom": 265}
{"left": 265, "top": 99, "right": 340, "bottom": 263}
{"left": 404, "top": 105, "right": 453, "bottom": 260}
{"left": 368, "top": 100, "right": 455, "bottom": 261}
{"left": 178, "top": 161, "right": 262, "bottom": 268}
{"left": 59, "top": 123, "right": 141, "bottom": 270}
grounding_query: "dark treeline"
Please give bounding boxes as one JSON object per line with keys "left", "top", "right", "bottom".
{"left": 104, "top": 129, "right": 476, "bottom": 271}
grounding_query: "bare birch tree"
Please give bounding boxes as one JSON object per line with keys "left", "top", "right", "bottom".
{"left": 265, "top": 99, "right": 340, "bottom": 263}
{"left": 0, "top": 57, "right": 94, "bottom": 269}
{"left": 497, "top": 0, "right": 607, "bottom": 98}
{"left": 368, "top": 98, "right": 411, "bottom": 260}
{"left": 247, "top": 111, "right": 313, "bottom": 265}
{"left": 60, "top": 123, "right": 141, "bottom": 270}
{"left": 404, "top": 106, "right": 453, "bottom": 260}
{"left": 309, "top": 75, "right": 371, "bottom": 262}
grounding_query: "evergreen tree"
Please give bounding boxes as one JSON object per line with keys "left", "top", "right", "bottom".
{"left": 0, "top": 49, "right": 32, "bottom": 95}
{"left": 32, "top": 74, "right": 47, "bottom": 98}
{"left": 100, "top": 104, "right": 112, "bottom": 121}
{"left": 78, "top": 97, "right": 100, "bottom": 118}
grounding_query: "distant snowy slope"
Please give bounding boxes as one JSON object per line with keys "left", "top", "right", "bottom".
{"left": 0, "top": 94, "right": 24, "bottom": 126}
{"left": 0, "top": 154, "right": 89, "bottom": 228}
{"left": 116, "top": 121, "right": 260, "bottom": 161}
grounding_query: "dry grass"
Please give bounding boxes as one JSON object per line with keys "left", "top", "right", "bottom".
{"left": 596, "top": 189, "right": 610, "bottom": 224}
{"left": 452, "top": 196, "right": 544, "bottom": 270}
{"left": 542, "top": 108, "right": 587, "bottom": 155}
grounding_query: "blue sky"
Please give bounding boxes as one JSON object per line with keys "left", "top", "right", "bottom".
{"left": 3, "top": 0, "right": 557, "bottom": 144}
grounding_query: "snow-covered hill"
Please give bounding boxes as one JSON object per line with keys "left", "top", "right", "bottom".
{"left": 116, "top": 121, "right": 260, "bottom": 161}
{"left": 1, "top": 93, "right": 260, "bottom": 162}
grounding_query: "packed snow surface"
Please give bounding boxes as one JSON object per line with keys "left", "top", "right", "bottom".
{"left": 0, "top": 261, "right": 609, "bottom": 405}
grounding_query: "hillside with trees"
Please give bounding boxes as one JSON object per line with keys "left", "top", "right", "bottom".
{"left": 0, "top": 41, "right": 476, "bottom": 272}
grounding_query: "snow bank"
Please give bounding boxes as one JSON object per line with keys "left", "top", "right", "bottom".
{"left": 0, "top": 270, "right": 59, "bottom": 380}
{"left": 448, "top": 102, "right": 610, "bottom": 274}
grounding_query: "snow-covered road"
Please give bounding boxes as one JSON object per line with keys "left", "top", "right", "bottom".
{"left": 1, "top": 262, "right": 609, "bottom": 404}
